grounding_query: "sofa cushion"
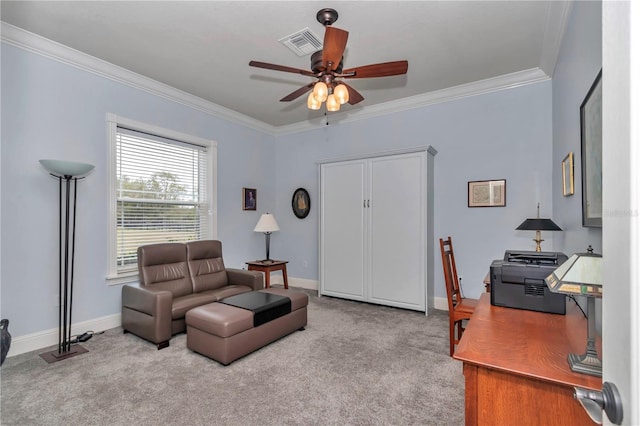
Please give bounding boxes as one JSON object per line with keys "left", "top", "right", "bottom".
{"left": 138, "top": 243, "right": 192, "bottom": 298}
{"left": 171, "top": 293, "right": 218, "bottom": 320}
{"left": 199, "top": 285, "right": 253, "bottom": 301}
{"left": 187, "top": 240, "right": 229, "bottom": 292}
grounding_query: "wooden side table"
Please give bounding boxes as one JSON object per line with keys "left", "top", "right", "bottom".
{"left": 245, "top": 260, "right": 289, "bottom": 289}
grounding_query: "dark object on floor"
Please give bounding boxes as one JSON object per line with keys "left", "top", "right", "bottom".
{"left": 1, "top": 319, "right": 11, "bottom": 365}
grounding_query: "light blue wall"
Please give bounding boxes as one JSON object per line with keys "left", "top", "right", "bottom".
{"left": 552, "top": 0, "right": 602, "bottom": 255}
{"left": 273, "top": 81, "right": 554, "bottom": 301}
{"left": 2, "top": 1, "right": 600, "bottom": 339}
{"left": 1, "top": 44, "right": 275, "bottom": 337}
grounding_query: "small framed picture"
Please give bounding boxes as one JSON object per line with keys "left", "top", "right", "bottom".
{"left": 292, "top": 188, "right": 311, "bottom": 219}
{"left": 562, "top": 152, "right": 574, "bottom": 196}
{"left": 468, "top": 179, "right": 506, "bottom": 207}
{"left": 242, "top": 188, "right": 256, "bottom": 210}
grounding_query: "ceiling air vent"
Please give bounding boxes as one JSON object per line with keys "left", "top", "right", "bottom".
{"left": 278, "top": 28, "right": 323, "bottom": 56}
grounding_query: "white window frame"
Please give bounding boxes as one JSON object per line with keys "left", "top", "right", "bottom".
{"left": 106, "top": 113, "right": 218, "bottom": 285}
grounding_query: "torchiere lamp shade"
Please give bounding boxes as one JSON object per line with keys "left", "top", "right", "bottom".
{"left": 39, "top": 159, "right": 94, "bottom": 177}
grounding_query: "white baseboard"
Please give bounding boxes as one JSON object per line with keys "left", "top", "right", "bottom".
{"left": 270, "top": 276, "right": 318, "bottom": 291}
{"left": 433, "top": 296, "right": 449, "bottom": 311}
{"left": 7, "top": 313, "right": 122, "bottom": 358}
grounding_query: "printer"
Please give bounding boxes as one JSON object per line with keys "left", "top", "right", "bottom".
{"left": 490, "top": 250, "right": 568, "bottom": 315}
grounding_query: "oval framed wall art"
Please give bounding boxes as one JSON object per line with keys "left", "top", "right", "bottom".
{"left": 292, "top": 188, "right": 310, "bottom": 219}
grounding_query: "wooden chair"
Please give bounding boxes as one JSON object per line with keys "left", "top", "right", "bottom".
{"left": 439, "top": 236, "right": 478, "bottom": 356}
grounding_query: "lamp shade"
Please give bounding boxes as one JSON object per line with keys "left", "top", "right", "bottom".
{"left": 516, "top": 218, "right": 562, "bottom": 231}
{"left": 545, "top": 250, "right": 602, "bottom": 297}
{"left": 326, "top": 94, "right": 340, "bottom": 112}
{"left": 40, "top": 159, "right": 95, "bottom": 177}
{"left": 312, "top": 82, "right": 328, "bottom": 103}
{"left": 307, "top": 92, "right": 321, "bottom": 110}
{"left": 254, "top": 213, "right": 280, "bottom": 233}
{"left": 334, "top": 84, "right": 349, "bottom": 104}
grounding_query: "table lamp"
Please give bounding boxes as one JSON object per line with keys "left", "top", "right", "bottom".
{"left": 254, "top": 213, "right": 280, "bottom": 262}
{"left": 516, "top": 203, "right": 562, "bottom": 252}
{"left": 545, "top": 245, "right": 602, "bottom": 377}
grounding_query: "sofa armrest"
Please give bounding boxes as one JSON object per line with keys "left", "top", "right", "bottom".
{"left": 227, "top": 268, "right": 263, "bottom": 291}
{"left": 122, "top": 283, "right": 172, "bottom": 317}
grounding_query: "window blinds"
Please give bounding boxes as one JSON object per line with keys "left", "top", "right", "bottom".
{"left": 115, "top": 126, "right": 209, "bottom": 271}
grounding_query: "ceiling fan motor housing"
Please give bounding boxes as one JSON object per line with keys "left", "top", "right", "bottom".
{"left": 311, "top": 50, "right": 343, "bottom": 74}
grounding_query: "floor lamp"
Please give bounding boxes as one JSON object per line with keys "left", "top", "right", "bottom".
{"left": 39, "top": 159, "right": 94, "bottom": 363}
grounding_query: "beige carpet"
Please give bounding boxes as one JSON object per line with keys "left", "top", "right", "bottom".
{"left": 0, "top": 290, "right": 464, "bottom": 425}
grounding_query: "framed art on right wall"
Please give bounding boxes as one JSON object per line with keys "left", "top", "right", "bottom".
{"left": 580, "top": 70, "right": 603, "bottom": 227}
{"left": 562, "top": 152, "right": 574, "bottom": 196}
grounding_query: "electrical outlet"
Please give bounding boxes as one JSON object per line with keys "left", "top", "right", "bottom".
{"left": 303, "top": 260, "right": 308, "bottom": 268}
{"left": 54, "top": 294, "right": 60, "bottom": 307}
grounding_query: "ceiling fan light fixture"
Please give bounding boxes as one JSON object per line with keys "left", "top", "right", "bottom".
{"left": 313, "top": 81, "right": 328, "bottom": 102}
{"left": 334, "top": 83, "right": 349, "bottom": 104}
{"left": 307, "top": 92, "right": 321, "bottom": 110}
{"left": 326, "top": 94, "right": 340, "bottom": 111}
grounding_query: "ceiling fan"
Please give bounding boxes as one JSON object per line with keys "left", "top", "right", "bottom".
{"left": 249, "top": 8, "right": 408, "bottom": 112}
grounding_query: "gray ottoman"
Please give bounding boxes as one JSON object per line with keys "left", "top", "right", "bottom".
{"left": 185, "top": 288, "right": 308, "bottom": 365}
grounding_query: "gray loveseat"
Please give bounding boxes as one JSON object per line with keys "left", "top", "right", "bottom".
{"left": 121, "top": 240, "right": 262, "bottom": 349}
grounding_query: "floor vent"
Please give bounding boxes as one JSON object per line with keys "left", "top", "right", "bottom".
{"left": 279, "top": 28, "right": 323, "bottom": 56}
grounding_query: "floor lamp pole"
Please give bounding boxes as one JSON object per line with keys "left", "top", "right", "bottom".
{"left": 39, "top": 159, "right": 94, "bottom": 363}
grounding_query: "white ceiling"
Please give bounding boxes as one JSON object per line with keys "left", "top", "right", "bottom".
{"left": 1, "top": 1, "right": 570, "bottom": 130}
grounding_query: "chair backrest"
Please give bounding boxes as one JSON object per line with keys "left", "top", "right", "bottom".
{"left": 439, "top": 236, "right": 463, "bottom": 312}
{"left": 186, "top": 240, "right": 229, "bottom": 292}
{"left": 137, "top": 242, "right": 192, "bottom": 298}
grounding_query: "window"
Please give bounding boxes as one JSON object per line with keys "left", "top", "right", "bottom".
{"left": 107, "top": 114, "right": 217, "bottom": 283}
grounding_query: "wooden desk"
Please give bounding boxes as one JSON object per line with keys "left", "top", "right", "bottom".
{"left": 483, "top": 272, "right": 490, "bottom": 293}
{"left": 454, "top": 294, "right": 601, "bottom": 426}
{"left": 245, "top": 260, "right": 288, "bottom": 289}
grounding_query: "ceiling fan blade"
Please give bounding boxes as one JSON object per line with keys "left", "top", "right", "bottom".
{"left": 341, "top": 82, "right": 364, "bottom": 105}
{"left": 280, "top": 83, "right": 315, "bottom": 102}
{"left": 249, "top": 60, "right": 316, "bottom": 77}
{"left": 342, "top": 61, "right": 408, "bottom": 78}
{"left": 322, "top": 27, "right": 349, "bottom": 71}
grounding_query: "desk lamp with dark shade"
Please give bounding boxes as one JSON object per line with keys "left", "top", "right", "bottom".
{"left": 516, "top": 203, "right": 562, "bottom": 252}
{"left": 39, "top": 159, "right": 94, "bottom": 363}
{"left": 545, "top": 245, "right": 602, "bottom": 377}
{"left": 254, "top": 213, "right": 280, "bottom": 262}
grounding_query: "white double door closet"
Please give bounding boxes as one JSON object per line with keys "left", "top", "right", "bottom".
{"left": 319, "top": 147, "right": 436, "bottom": 313}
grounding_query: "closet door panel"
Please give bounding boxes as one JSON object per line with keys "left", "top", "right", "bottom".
{"left": 368, "top": 153, "right": 425, "bottom": 310}
{"left": 320, "top": 161, "right": 367, "bottom": 300}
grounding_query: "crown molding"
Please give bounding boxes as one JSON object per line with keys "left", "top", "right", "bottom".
{"left": 273, "top": 67, "right": 551, "bottom": 136}
{"left": 539, "top": 0, "right": 573, "bottom": 77}
{"left": 3, "top": 21, "right": 552, "bottom": 138}
{"left": 0, "top": 22, "right": 277, "bottom": 135}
